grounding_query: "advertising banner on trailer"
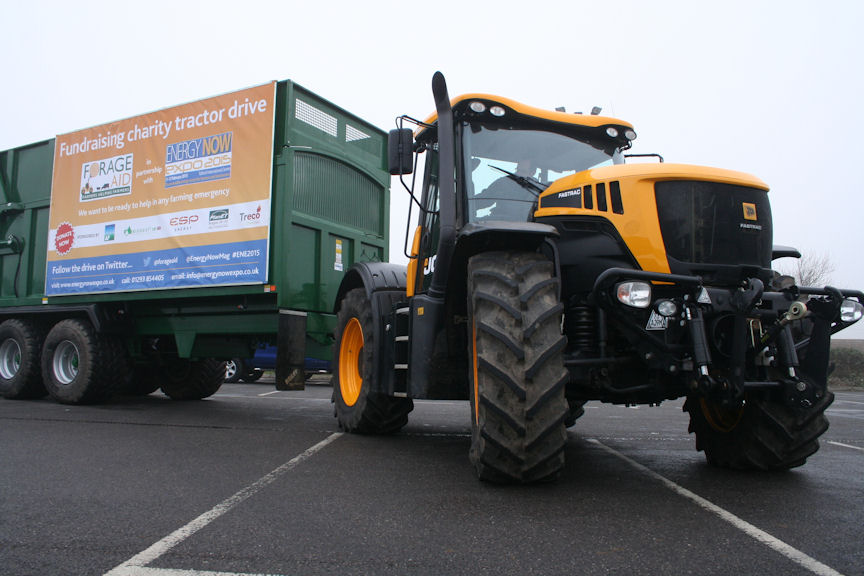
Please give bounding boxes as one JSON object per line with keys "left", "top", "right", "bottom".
{"left": 45, "top": 82, "right": 276, "bottom": 295}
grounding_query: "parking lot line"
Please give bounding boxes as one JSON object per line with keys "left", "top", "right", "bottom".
{"left": 110, "top": 567, "right": 275, "bottom": 575}
{"left": 586, "top": 438, "right": 845, "bottom": 576}
{"left": 827, "top": 440, "right": 864, "bottom": 452}
{"left": 103, "top": 432, "right": 343, "bottom": 576}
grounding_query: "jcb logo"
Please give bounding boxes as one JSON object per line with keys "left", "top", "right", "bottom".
{"left": 742, "top": 203, "right": 757, "bottom": 221}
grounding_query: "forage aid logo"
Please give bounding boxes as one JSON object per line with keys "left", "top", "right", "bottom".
{"left": 55, "top": 222, "right": 75, "bottom": 255}
{"left": 80, "top": 154, "right": 134, "bottom": 202}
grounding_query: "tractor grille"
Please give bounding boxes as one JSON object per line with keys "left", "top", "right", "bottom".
{"left": 655, "top": 180, "right": 772, "bottom": 268}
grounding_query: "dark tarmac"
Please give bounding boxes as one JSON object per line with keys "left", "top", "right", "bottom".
{"left": 2, "top": 379, "right": 861, "bottom": 576}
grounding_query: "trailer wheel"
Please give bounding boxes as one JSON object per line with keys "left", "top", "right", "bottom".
{"left": 684, "top": 389, "right": 833, "bottom": 470}
{"left": 41, "top": 319, "right": 124, "bottom": 404}
{"left": 468, "top": 251, "right": 569, "bottom": 483}
{"left": 0, "top": 319, "right": 47, "bottom": 399}
{"left": 123, "top": 365, "right": 161, "bottom": 396}
{"left": 159, "top": 358, "right": 225, "bottom": 400}
{"left": 333, "top": 288, "right": 413, "bottom": 434}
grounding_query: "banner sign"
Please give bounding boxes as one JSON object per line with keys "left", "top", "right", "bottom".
{"left": 46, "top": 82, "right": 276, "bottom": 295}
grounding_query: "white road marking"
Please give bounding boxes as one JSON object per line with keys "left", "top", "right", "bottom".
{"left": 827, "top": 440, "right": 864, "bottom": 452}
{"left": 586, "top": 438, "right": 846, "bottom": 576}
{"left": 104, "top": 432, "right": 343, "bottom": 576}
{"left": 832, "top": 398, "right": 864, "bottom": 406}
{"left": 108, "top": 567, "right": 276, "bottom": 576}
{"left": 257, "top": 390, "right": 280, "bottom": 397}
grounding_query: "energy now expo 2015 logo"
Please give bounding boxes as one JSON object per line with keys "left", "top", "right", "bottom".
{"left": 165, "top": 132, "right": 233, "bottom": 188}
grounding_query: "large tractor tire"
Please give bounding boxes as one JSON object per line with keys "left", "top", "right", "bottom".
{"left": 333, "top": 288, "right": 413, "bottom": 434}
{"left": 467, "top": 251, "right": 569, "bottom": 483}
{"left": 0, "top": 319, "right": 47, "bottom": 399}
{"left": 684, "top": 390, "right": 833, "bottom": 470}
{"left": 41, "top": 319, "right": 125, "bottom": 404}
{"left": 159, "top": 358, "right": 225, "bottom": 400}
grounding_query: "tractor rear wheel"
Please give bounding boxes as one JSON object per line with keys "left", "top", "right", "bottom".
{"left": 333, "top": 288, "right": 413, "bottom": 434}
{"left": 468, "top": 251, "right": 569, "bottom": 483}
{"left": 685, "top": 388, "right": 833, "bottom": 470}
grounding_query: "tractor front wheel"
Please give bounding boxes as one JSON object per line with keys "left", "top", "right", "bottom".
{"left": 467, "top": 251, "right": 569, "bottom": 483}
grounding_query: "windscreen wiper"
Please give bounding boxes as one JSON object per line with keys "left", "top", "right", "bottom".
{"left": 489, "top": 165, "right": 547, "bottom": 196}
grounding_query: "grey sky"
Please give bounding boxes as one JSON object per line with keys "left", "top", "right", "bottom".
{"left": 2, "top": 0, "right": 862, "bottom": 337}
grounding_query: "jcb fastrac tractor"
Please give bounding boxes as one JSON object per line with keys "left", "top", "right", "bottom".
{"left": 332, "top": 72, "right": 864, "bottom": 483}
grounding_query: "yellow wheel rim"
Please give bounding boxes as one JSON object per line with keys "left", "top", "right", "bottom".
{"left": 700, "top": 398, "right": 745, "bottom": 433}
{"left": 339, "top": 317, "right": 364, "bottom": 407}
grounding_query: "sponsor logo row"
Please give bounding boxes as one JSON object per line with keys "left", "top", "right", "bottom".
{"left": 54, "top": 206, "right": 263, "bottom": 255}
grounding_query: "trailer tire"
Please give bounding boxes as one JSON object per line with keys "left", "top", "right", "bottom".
{"left": 123, "top": 365, "right": 161, "bottom": 396}
{"left": 160, "top": 358, "right": 225, "bottom": 400}
{"left": 41, "top": 319, "right": 124, "bottom": 404}
{"left": 333, "top": 288, "right": 413, "bottom": 434}
{"left": 684, "top": 389, "right": 833, "bottom": 470}
{"left": 468, "top": 251, "right": 569, "bottom": 483}
{"left": 0, "top": 319, "right": 47, "bottom": 399}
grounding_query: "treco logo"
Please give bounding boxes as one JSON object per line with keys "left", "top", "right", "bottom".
{"left": 240, "top": 205, "right": 262, "bottom": 223}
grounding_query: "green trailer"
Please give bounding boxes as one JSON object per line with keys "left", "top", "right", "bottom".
{"left": 0, "top": 80, "right": 389, "bottom": 403}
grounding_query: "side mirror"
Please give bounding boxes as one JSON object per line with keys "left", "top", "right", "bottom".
{"left": 388, "top": 128, "right": 414, "bottom": 175}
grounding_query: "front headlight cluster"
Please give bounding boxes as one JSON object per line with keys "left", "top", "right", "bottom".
{"left": 614, "top": 283, "right": 864, "bottom": 326}
{"left": 615, "top": 281, "right": 679, "bottom": 317}
{"left": 841, "top": 299, "right": 864, "bottom": 323}
{"left": 616, "top": 282, "right": 651, "bottom": 309}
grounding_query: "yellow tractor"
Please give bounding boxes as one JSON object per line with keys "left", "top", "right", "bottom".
{"left": 332, "top": 72, "right": 864, "bottom": 482}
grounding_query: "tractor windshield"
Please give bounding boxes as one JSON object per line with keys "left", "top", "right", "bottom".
{"left": 462, "top": 123, "right": 621, "bottom": 222}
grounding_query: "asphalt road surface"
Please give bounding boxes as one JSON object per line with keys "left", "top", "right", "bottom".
{"left": 1, "top": 378, "right": 862, "bottom": 576}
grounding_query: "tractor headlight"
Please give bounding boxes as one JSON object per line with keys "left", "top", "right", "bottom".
{"left": 616, "top": 281, "right": 652, "bottom": 308}
{"left": 490, "top": 105, "right": 506, "bottom": 117}
{"left": 840, "top": 299, "right": 864, "bottom": 323}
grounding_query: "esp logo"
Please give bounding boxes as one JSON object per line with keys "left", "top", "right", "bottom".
{"left": 170, "top": 214, "right": 199, "bottom": 226}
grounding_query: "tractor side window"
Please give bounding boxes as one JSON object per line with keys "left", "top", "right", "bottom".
{"left": 419, "top": 145, "right": 440, "bottom": 292}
